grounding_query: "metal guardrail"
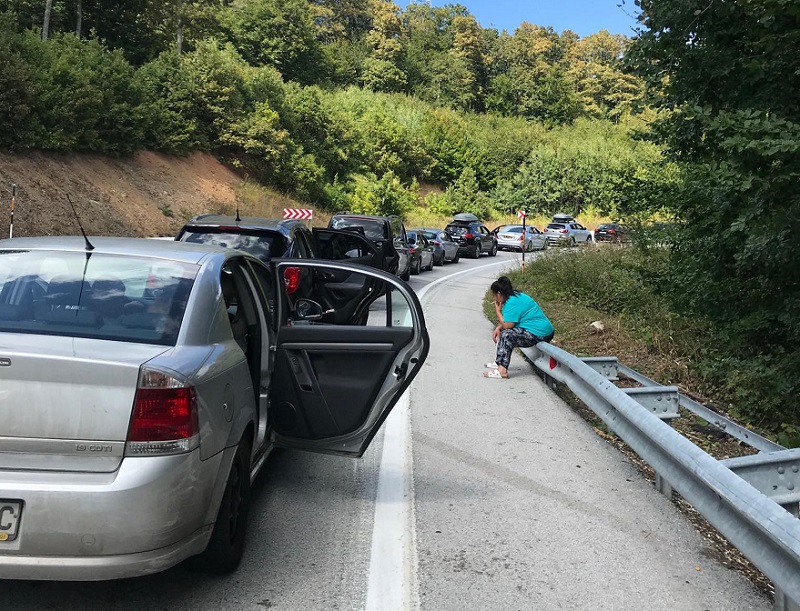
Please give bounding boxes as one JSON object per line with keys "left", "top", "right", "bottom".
{"left": 520, "top": 342, "right": 800, "bottom": 611}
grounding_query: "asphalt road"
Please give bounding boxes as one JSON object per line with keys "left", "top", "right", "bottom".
{"left": 6, "top": 248, "right": 770, "bottom": 611}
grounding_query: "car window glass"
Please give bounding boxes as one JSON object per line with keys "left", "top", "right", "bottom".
{"left": 275, "top": 262, "right": 413, "bottom": 328}
{"left": 181, "top": 230, "right": 286, "bottom": 263}
{"left": 446, "top": 225, "right": 468, "bottom": 236}
{"left": 547, "top": 223, "right": 565, "bottom": 230}
{"left": 330, "top": 218, "right": 386, "bottom": 241}
{"left": 0, "top": 250, "right": 197, "bottom": 345}
{"left": 315, "top": 232, "right": 371, "bottom": 260}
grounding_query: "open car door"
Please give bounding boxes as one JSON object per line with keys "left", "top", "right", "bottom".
{"left": 311, "top": 228, "right": 386, "bottom": 271}
{"left": 267, "top": 260, "right": 429, "bottom": 457}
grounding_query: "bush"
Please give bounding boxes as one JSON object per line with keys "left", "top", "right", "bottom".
{"left": 19, "top": 31, "right": 143, "bottom": 153}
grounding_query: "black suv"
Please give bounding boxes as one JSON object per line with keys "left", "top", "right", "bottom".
{"left": 176, "top": 214, "right": 381, "bottom": 265}
{"left": 445, "top": 213, "right": 498, "bottom": 259}
{"left": 328, "top": 213, "right": 412, "bottom": 281}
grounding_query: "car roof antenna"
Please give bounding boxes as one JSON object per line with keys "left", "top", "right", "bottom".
{"left": 235, "top": 203, "right": 241, "bottom": 222}
{"left": 66, "top": 194, "right": 95, "bottom": 251}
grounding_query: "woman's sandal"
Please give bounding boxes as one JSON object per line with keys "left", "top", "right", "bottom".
{"left": 484, "top": 362, "right": 500, "bottom": 369}
{"left": 483, "top": 369, "right": 508, "bottom": 379}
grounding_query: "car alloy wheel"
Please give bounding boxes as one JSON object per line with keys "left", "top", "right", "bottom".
{"left": 472, "top": 244, "right": 480, "bottom": 259}
{"left": 489, "top": 242, "right": 497, "bottom": 257}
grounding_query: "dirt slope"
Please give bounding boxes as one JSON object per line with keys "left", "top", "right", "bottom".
{"left": 0, "top": 150, "right": 247, "bottom": 239}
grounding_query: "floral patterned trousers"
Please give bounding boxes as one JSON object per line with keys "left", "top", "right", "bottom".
{"left": 495, "top": 327, "right": 553, "bottom": 368}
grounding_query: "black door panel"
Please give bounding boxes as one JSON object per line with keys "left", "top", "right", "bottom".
{"left": 272, "top": 326, "right": 413, "bottom": 439}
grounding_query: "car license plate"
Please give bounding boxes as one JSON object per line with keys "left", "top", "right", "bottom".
{"left": 0, "top": 500, "right": 22, "bottom": 542}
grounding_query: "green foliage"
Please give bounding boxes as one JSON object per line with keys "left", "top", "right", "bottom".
{"left": 627, "top": 0, "right": 800, "bottom": 428}
{"left": 134, "top": 51, "right": 205, "bottom": 152}
{"left": 340, "top": 171, "right": 417, "bottom": 217}
{"left": 0, "top": 15, "right": 35, "bottom": 147}
{"left": 428, "top": 167, "right": 489, "bottom": 218}
{"left": 218, "top": 0, "right": 325, "bottom": 84}
{"left": 18, "top": 31, "right": 144, "bottom": 153}
{"left": 492, "top": 119, "right": 676, "bottom": 218}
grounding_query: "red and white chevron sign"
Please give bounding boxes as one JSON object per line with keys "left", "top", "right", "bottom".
{"left": 283, "top": 208, "right": 313, "bottom": 220}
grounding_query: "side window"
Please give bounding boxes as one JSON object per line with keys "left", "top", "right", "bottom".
{"left": 293, "top": 230, "right": 313, "bottom": 259}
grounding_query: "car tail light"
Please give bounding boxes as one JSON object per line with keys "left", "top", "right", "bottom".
{"left": 434, "top": 241, "right": 441, "bottom": 246}
{"left": 464, "top": 233, "right": 474, "bottom": 239}
{"left": 559, "top": 229, "right": 568, "bottom": 234}
{"left": 126, "top": 367, "right": 199, "bottom": 456}
{"left": 518, "top": 236, "right": 524, "bottom": 241}
{"left": 283, "top": 266, "right": 301, "bottom": 294}
{"left": 607, "top": 229, "right": 616, "bottom": 234}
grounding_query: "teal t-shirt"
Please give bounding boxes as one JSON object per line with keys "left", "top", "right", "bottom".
{"left": 502, "top": 292, "right": 554, "bottom": 337}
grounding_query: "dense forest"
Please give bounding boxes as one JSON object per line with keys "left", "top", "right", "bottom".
{"left": 0, "top": 0, "right": 798, "bottom": 432}
{"left": 0, "top": 0, "right": 674, "bottom": 220}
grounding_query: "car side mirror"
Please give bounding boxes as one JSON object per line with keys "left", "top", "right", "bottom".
{"left": 294, "top": 299, "right": 324, "bottom": 321}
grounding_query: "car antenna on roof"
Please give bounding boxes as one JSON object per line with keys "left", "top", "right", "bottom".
{"left": 66, "top": 194, "right": 95, "bottom": 251}
{"left": 235, "top": 203, "right": 241, "bottom": 222}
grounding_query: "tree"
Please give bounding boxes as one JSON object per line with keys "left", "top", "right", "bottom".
{"left": 485, "top": 24, "right": 581, "bottom": 124}
{"left": 628, "top": 0, "right": 800, "bottom": 427}
{"left": 219, "top": 0, "right": 325, "bottom": 83}
{"left": 361, "top": 0, "right": 406, "bottom": 92}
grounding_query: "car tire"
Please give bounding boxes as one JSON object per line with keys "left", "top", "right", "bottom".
{"left": 452, "top": 251, "right": 460, "bottom": 263}
{"left": 188, "top": 439, "right": 251, "bottom": 574}
{"left": 435, "top": 252, "right": 444, "bottom": 266}
{"left": 569, "top": 237, "right": 576, "bottom": 247}
{"left": 489, "top": 242, "right": 497, "bottom": 257}
{"left": 471, "top": 244, "right": 480, "bottom": 259}
{"left": 411, "top": 258, "right": 420, "bottom": 275}
{"left": 425, "top": 256, "right": 434, "bottom": 271}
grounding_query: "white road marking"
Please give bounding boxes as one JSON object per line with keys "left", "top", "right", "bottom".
{"left": 364, "top": 259, "right": 511, "bottom": 611}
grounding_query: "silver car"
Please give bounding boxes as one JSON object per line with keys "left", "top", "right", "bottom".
{"left": 494, "top": 225, "right": 548, "bottom": 252}
{"left": 0, "top": 237, "right": 429, "bottom": 580}
{"left": 543, "top": 215, "right": 593, "bottom": 246}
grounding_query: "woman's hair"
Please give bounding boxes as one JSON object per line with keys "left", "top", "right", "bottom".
{"left": 491, "top": 276, "right": 517, "bottom": 299}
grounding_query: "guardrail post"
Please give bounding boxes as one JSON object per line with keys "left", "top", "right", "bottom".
{"left": 655, "top": 473, "right": 673, "bottom": 500}
{"left": 773, "top": 589, "right": 800, "bottom": 611}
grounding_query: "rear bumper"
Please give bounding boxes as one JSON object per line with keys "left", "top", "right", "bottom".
{"left": 0, "top": 449, "right": 230, "bottom": 580}
{"left": 0, "top": 526, "right": 213, "bottom": 581}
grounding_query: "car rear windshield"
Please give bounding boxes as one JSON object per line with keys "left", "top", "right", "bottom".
{"left": 500, "top": 226, "right": 523, "bottom": 234}
{"left": 330, "top": 218, "right": 386, "bottom": 241}
{"left": 446, "top": 224, "right": 470, "bottom": 236}
{"left": 180, "top": 229, "right": 287, "bottom": 262}
{"left": 419, "top": 231, "right": 437, "bottom": 240}
{"left": 546, "top": 223, "right": 566, "bottom": 230}
{"left": 0, "top": 250, "right": 198, "bottom": 346}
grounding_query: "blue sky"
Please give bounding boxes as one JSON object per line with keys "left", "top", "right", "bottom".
{"left": 401, "top": 0, "right": 641, "bottom": 38}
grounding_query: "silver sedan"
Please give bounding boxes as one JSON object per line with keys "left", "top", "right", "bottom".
{"left": 0, "top": 237, "right": 429, "bottom": 580}
{"left": 494, "top": 225, "right": 548, "bottom": 252}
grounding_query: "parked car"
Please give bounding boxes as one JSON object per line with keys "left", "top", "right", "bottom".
{"left": 406, "top": 230, "right": 434, "bottom": 274}
{"left": 414, "top": 228, "right": 460, "bottom": 265}
{"left": 543, "top": 214, "right": 593, "bottom": 246}
{"left": 328, "top": 213, "right": 412, "bottom": 281}
{"left": 0, "top": 236, "right": 429, "bottom": 580}
{"left": 494, "top": 224, "right": 548, "bottom": 252}
{"left": 445, "top": 213, "right": 498, "bottom": 259}
{"left": 594, "top": 222, "right": 630, "bottom": 243}
{"left": 176, "top": 214, "right": 383, "bottom": 268}
{"left": 176, "top": 215, "right": 385, "bottom": 325}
